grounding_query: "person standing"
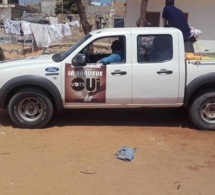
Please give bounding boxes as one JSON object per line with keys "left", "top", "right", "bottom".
{"left": 162, "top": 0, "right": 194, "bottom": 52}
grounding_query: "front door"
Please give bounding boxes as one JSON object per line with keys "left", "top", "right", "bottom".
{"left": 105, "top": 64, "right": 131, "bottom": 104}
{"left": 64, "top": 35, "right": 132, "bottom": 107}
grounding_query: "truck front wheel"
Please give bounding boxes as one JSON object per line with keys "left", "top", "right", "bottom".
{"left": 189, "top": 92, "right": 215, "bottom": 130}
{"left": 8, "top": 89, "right": 53, "bottom": 129}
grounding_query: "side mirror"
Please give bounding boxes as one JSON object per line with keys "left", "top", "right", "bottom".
{"left": 72, "top": 53, "right": 86, "bottom": 66}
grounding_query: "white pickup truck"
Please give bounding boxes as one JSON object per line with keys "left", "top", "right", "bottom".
{"left": 1, "top": 27, "right": 215, "bottom": 130}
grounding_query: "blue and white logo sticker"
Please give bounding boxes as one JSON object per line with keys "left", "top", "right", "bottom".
{"left": 45, "top": 67, "right": 59, "bottom": 72}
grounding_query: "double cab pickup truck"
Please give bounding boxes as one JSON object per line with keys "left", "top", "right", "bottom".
{"left": 1, "top": 27, "right": 215, "bottom": 130}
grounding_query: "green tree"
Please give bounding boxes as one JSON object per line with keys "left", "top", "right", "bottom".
{"left": 55, "top": 0, "right": 78, "bottom": 15}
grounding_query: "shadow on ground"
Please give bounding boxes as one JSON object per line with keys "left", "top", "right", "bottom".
{"left": 0, "top": 108, "right": 195, "bottom": 129}
{"left": 50, "top": 108, "right": 194, "bottom": 129}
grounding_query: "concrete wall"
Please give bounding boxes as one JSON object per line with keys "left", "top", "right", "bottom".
{"left": 10, "top": 0, "right": 19, "bottom": 3}
{"left": 0, "top": 4, "right": 38, "bottom": 19}
{"left": 125, "top": 0, "right": 215, "bottom": 40}
{"left": 86, "top": 0, "right": 126, "bottom": 28}
{"left": 0, "top": 0, "right": 18, "bottom": 4}
{"left": 0, "top": 7, "right": 13, "bottom": 18}
{"left": 40, "top": 2, "right": 56, "bottom": 15}
{"left": 12, "top": 5, "right": 38, "bottom": 18}
{"left": 25, "top": 2, "right": 41, "bottom": 13}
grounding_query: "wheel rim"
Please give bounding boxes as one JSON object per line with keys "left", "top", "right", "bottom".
{"left": 201, "top": 100, "right": 215, "bottom": 123}
{"left": 18, "top": 97, "right": 44, "bottom": 122}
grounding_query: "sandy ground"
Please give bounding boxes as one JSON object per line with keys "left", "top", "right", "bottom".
{"left": 0, "top": 48, "right": 215, "bottom": 195}
{"left": 1, "top": 108, "right": 215, "bottom": 195}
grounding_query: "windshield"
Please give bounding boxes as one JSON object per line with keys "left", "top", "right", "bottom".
{"left": 52, "top": 33, "right": 92, "bottom": 62}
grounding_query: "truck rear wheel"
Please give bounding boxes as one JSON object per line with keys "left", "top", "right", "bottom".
{"left": 189, "top": 92, "right": 215, "bottom": 130}
{"left": 8, "top": 89, "right": 53, "bottom": 129}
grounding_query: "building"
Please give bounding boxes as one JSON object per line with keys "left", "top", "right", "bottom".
{"left": 0, "top": 0, "right": 37, "bottom": 19}
{"left": 40, "top": 0, "right": 57, "bottom": 15}
{"left": 25, "top": 2, "right": 41, "bottom": 13}
{"left": 87, "top": 0, "right": 127, "bottom": 29}
{"left": 0, "top": 0, "right": 18, "bottom": 3}
{"left": 125, "top": 0, "right": 215, "bottom": 40}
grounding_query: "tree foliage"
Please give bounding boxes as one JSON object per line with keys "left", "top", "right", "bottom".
{"left": 55, "top": 0, "right": 78, "bottom": 15}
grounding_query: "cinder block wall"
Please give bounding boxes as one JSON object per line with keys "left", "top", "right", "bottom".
{"left": 113, "top": 1, "right": 126, "bottom": 17}
{"left": 65, "top": 0, "right": 127, "bottom": 44}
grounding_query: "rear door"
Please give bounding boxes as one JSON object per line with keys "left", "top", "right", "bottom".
{"left": 131, "top": 32, "right": 180, "bottom": 105}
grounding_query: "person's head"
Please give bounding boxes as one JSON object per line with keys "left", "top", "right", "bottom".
{"left": 138, "top": 36, "right": 154, "bottom": 55}
{"left": 165, "top": 0, "right": 174, "bottom": 6}
{"left": 111, "top": 40, "right": 123, "bottom": 52}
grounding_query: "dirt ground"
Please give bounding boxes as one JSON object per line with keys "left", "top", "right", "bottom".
{"left": 0, "top": 107, "right": 215, "bottom": 195}
{"left": 0, "top": 48, "right": 215, "bottom": 195}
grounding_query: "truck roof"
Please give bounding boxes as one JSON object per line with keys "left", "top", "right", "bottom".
{"left": 89, "top": 27, "right": 182, "bottom": 36}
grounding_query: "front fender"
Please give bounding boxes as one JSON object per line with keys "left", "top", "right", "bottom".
{"left": 0, "top": 75, "right": 63, "bottom": 112}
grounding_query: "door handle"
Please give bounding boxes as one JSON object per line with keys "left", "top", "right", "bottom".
{"left": 111, "top": 70, "right": 127, "bottom": 76}
{"left": 157, "top": 69, "right": 173, "bottom": 75}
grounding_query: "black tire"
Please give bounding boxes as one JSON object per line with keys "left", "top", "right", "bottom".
{"left": 189, "top": 92, "right": 215, "bottom": 130}
{"left": 8, "top": 89, "right": 53, "bottom": 129}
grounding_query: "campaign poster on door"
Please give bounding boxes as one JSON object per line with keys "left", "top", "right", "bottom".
{"left": 65, "top": 64, "right": 106, "bottom": 103}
